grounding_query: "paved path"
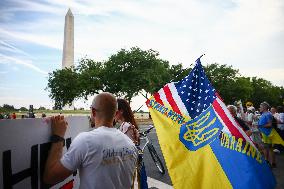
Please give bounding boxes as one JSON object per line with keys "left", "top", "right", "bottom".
{"left": 133, "top": 177, "right": 173, "bottom": 189}
{"left": 273, "top": 152, "right": 284, "bottom": 189}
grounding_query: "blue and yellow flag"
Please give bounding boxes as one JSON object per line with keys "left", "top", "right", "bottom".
{"left": 258, "top": 112, "right": 284, "bottom": 146}
{"left": 147, "top": 58, "right": 276, "bottom": 189}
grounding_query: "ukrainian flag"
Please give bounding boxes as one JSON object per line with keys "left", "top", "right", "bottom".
{"left": 147, "top": 58, "right": 276, "bottom": 189}
{"left": 258, "top": 114, "right": 284, "bottom": 146}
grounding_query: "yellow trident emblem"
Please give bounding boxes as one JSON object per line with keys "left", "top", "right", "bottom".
{"left": 183, "top": 111, "right": 219, "bottom": 146}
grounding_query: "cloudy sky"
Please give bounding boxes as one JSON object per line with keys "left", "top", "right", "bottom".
{"left": 0, "top": 0, "right": 283, "bottom": 110}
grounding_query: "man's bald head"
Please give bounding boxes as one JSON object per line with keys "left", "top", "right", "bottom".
{"left": 91, "top": 92, "right": 118, "bottom": 123}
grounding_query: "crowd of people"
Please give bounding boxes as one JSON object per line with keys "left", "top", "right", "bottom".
{"left": 227, "top": 101, "right": 284, "bottom": 168}
{"left": 0, "top": 112, "right": 47, "bottom": 119}
{"left": 1, "top": 93, "right": 283, "bottom": 188}
{"left": 0, "top": 112, "right": 17, "bottom": 119}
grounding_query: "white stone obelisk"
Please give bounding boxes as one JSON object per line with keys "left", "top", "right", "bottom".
{"left": 62, "top": 8, "right": 74, "bottom": 69}
{"left": 62, "top": 8, "right": 74, "bottom": 110}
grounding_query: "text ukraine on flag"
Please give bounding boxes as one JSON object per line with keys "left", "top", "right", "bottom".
{"left": 147, "top": 57, "right": 276, "bottom": 189}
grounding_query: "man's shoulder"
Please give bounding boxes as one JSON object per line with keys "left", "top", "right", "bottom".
{"left": 90, "top": 127, "right": 128, "bottom": 139}
{"left": 264, "top": 112, "right": 273, "bottom": 119}
{"left": 72, "top": 131, "right": 92, "bottom": 143}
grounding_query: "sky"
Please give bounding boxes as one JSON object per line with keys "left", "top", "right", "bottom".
{"left": 0, "top": 0, "right": 284, "bottom": 111}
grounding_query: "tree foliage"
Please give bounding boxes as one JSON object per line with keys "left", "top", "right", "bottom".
{"left": 249, "top": 77, "right": 284, "bottom": 107}
{"left": 47, "top": 47, "right": 284, "bottom": 108}
{"left": 20, "top": 107, "right": 28, "bottom": 111}
{"left": 102, "top": 47, "right": 172, "bottom": 100}
{"left": 0, "top": 104, "right": 16, "bottom": 112}
{"left": 38, "top": 106, "right": 46, "bottom": 110}
{"left": 47, "top": 67, "right": 80, "bottom": 109}
{"left": 204, "top": 63, "right": 255, "bottom": 104}
{"left": 77, "top": 58, "right": 103, "bottom": 99}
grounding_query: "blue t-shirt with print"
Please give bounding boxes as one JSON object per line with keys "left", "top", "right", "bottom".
{"left": 258, "top": 111, "right": 273, "bottom": 136}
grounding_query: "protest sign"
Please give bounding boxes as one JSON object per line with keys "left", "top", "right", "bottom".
{"left": 0, "top": 116, "right": 90, "bottom": 189}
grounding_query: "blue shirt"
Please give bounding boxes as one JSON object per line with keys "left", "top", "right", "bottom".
{"left": 258, "top": 111, "right": 273, "bottom": 136}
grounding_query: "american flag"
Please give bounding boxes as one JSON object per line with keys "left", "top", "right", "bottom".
{"left": 150, "top": 57, "right": 253, "bottom": 143}
{"left": 147, "top": 57, "right": 276, "bottom": 189}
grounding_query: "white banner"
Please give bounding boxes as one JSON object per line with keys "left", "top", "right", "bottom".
{"left": 0, "top": 116, "right": 90, "bottom": 189}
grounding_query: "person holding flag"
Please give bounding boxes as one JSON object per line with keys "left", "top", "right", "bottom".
{"left": 258, "top": 101, "right": 284, "bottom": 168}
{"left": 146, "top": 56, "right": 276, "bottom": 189}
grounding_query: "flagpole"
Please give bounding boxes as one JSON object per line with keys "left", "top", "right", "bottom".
{"left": 199, "top": 54, "right": 205, "bottom": 59}
{"left": 193, "top": 54, "right": 206, "bottom": 67}
{"left": 196, "top": 54, "right": 205, "bottom": 62}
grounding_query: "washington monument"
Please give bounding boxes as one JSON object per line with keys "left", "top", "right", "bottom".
{"left": 62, "top": 8, "right": 74, "bottom": 68}
{"left": 62, "top": 9, "right": 74, "bottom": 109}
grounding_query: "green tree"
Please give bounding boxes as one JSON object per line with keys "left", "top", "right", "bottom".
{"left": 250, "top": 77, "right": 284, "bottom": 107}
{"left": 204, "top": 63, "right": 254, "bottom": 105}
{"left": 46, "top": 47, "right": 283, "bottom": 108}
{"left": 47, "top": 67, "right": 80, "bottom": 109}
{"left": 3, "top": 104, "right": 15, "bottom": 111}
{"left": 19, "top": 107, "right": 28, "bottom": 111}
{"left": 102, "top": 47, "right": 172, "bottom": 101}
{"left": 232, "top": 77, "right": 253, "bottom": 103}
{"left": 38, "top": 106, "right": 46, "bottom": 110}
{"left": 47, "top": 47, "right": 190, "bottom": 106}
{"left": 169, "top": 63, "right": 191, "bottom": 82}
{"left": 204, "top": 63, "right": 239, "bottom": 104}
{"left": 77, "top": 58, "right": 103, "bottom": 99}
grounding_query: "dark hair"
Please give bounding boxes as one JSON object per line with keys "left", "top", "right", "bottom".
{"left": 278, "top": 106, "right": 284, "bottom": 113}
{"left": 117, "top": 98, "right": 138, "bottom": 130}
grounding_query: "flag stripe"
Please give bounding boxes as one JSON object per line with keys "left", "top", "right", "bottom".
{"left": 215, "top": 97, "right": 256, "bottom": 148}
{"left": 210, "top": 137, "right": 275, "bottom": 189}
{"left": 163, "top": 84, "right": 182, "bottom": 115}
{"left": 212, "top": 99, "right": 243, "bottom": 139}
{"left": 153, "top": 92, "right": 164, "bottom": 106}
{"left": 212, "top": 104, "right": 232, "bottom": 135}
{"left": 158, "top": 87, "right": 169, "bottom": 107}
{"left": 168, "top": 83, "right": 190, "bottom": 117}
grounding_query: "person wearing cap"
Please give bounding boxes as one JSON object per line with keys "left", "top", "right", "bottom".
{"left": 258, "top": 101, "right": 275, "bottom": 167}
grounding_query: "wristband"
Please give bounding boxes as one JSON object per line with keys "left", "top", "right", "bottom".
{"left": 50, "top": 134, "right": 65, "bottom": 145}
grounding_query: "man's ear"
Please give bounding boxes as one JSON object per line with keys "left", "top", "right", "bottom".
{"left": 91, "top": 109, "right": 96, "bottom": 117}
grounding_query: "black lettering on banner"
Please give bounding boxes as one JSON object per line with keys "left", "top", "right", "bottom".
{"left": 40, "top": 142, "right": 52, "bottom": 189}
{"left": 2, "top": 137, "right": 77, "bottom": 189}
{"left": 2, "top": 145, "right": 38, "bottom": 189}
{"left": 39, "top": 137, "right": 76, "bottom": 189}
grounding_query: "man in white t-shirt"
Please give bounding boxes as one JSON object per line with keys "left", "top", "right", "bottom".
{"left": 44, "top": 92, "right": 138, "bottom": 189}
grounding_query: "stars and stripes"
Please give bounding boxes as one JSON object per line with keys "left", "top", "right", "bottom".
{"left": 147, "top": 56, "right": 276, "bottom": 189}
{"left": 151, "top": 57, "right": 255, "bottom": 147}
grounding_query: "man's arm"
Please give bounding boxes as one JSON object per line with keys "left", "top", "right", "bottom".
{"left": 44, "top": 116, "right": 73, "bottom": 184}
